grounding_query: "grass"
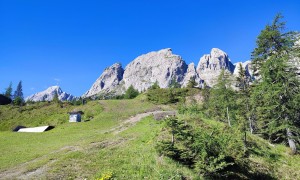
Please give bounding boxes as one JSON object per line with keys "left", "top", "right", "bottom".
{"left": 0, "top": 98, "right": 158, "bottom": 171}
{"left": 0, "top": 97, "right": 300, "bottom": 179}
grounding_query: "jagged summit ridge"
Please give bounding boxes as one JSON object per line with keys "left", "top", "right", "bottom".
{"left": 83, "top": 48, "right": 252, "bottom": 98}
{"left": 182, "top": 63, "right": 202, "bottom": 87}
{"left": 123, "top": 48, "right": 188, "bottom": 92}
{"left": 196, "top": 48, "right": 235, "bottom": 87}
{"left": 26, "top": 86, "right": 75, "bottom": 102}
{"left": 83, "top": 63, "right": 124, "bottom": 97}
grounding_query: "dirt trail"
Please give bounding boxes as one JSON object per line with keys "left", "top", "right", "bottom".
{"left": 0, "top": 110, "right": 176, "bottom": 180}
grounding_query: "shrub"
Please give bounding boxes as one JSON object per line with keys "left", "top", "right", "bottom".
{"left": 124, "top": 85, "right": 139, "bottom": 99}
{"left": 13, "top": 96, "right": 24, "bottom": 106}
{"left": 156, "top": 117, "right": 245, "bottom": 177}
{"left": 146, "top": 88, "right": 187, "bottom": 104}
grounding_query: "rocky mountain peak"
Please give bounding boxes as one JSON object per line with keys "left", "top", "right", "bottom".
{"left": 182, "top": 63, "right": 202, "bottom": 87}
{"left": 123, "top": 48, "right": 187, "bottom": 92}
{"left": 82, "top": 63, "right": 124, "bottom": 97}
{"left": 196, "top": 48, "right": 235, "bottom": 87}
{"left": 83, "top": 48, "right": 258, "bottom": 98}
{"left": 26, "top": 86, "right": 75, "bottom": 102}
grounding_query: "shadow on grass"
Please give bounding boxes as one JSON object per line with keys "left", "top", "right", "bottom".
{"left": 246, "top": 141, "right": 282, "bottom": 162}
{"left": 206, "top": 159, "right": 275, "bottom": 180}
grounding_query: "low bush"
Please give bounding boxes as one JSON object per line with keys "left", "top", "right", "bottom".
{"left": 146, "top": 88, "right": 188, "bottom": 104}
{"left": 156, "top": 117, "right": 245, "bottom": 177}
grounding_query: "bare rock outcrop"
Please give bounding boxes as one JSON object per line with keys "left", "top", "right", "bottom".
{"left": 123, "top": 48, "right": 188, "bottom": 91}
{"left": 233, "top": 60, "right": 254, "bottom": 78}
{"left": 196, "top": 48, "right": 235, "bottom": 87}
{"left": 83, "top": 63, "right": 124, "bottom": 97}
{"left": 25, "top": 86, "right": 75, "bottom": 102}
{"left": 182, "top": 63, "right": 202, "bottom": 87}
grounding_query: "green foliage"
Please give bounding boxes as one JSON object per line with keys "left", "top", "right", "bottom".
{"left": 178, "top": 103, "right": 201, "bottom": 115}
{"left": 251, "top": 13, "right": 295, "bottom": 76}
{"left": 156, "top": 117, "right": 245, "bottom": 177}
{"left": 250, "top": 14, "right": 300, "bottom": 153}
{"left": 13, "top": 81, "right": 24, "bottom": 103}
{"left": 52, "top": 91, "right": 60, "bottom": 103}
{"left": 13, "top": 96, "right": 23, "bottom": 106}
{"left": 186, "top": 76, "right": 198, "bottom": 88}
{"left": 149, "top": 81, "right": 160, "bottom": 90}
{"left": 146, "top": 88, "right": 187, "bottom": 104}
{"left": 124, "top": 85, "right": 139, "bottom": 99}
{"left": 4, "top": 82, "right": 13, "bottom": 98}
{"left": 205, "top": 70, "right": 237, "bottom": 124}
{"left": 169, "top": 77, "right": 181, "bottom": 88}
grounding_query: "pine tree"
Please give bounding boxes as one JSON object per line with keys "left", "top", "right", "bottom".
{"left": 235, "top": 64, "right": 253, "bottom": 147}
{"left": 251, "top": 13, "right": 294, "bottom": 78}
{"left": 4, "top": 82, "right": 13, "bottom": 99}
{"left": 187, "top": 76, "right": 198, "bottom": 88}
{"left": 124, "top": 85, "right": 139, "bottom": 99}
{"left": 251, "top": 14, "right": 300, "bottom": 154}
{"left": 207, "top": 70, "right": 236, "bottom": 125}
{"left": 13, "top": 81, "right": 24, "bottom": 105}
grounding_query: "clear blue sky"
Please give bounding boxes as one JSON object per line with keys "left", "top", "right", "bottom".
{"left": 1, "top": 0, "right": 299, "bottom": 97}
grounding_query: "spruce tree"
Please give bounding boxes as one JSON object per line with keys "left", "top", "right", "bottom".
{"left": 124, "top": 85, "right": 139, "bottom": 99}
{"left": 251, "top": 14, "right": 300, "bottom": 154}
{"left": 13, "top": 81, "right": 24, "bottom": 105}
{"left": 207, "top": 70, "right": 236, "bottom": 125}
{"left": 235, "top": 64, "right": 253, "bottom": 146}
{"left": 4, "top": 82, "right": 13, "bottom": 99}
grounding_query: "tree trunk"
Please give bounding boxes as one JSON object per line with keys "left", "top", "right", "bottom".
{"left": 248, "top": 116, "right": 253, "bottom": 134}
{"left": 227, "top": 107, "right": 231, "bottom": 127}
{"left": 287, "top": 128, "right": 297, "bottom": 155}
{"left": 171, "top": 132, "right": 175, "bottom": 146}
{"left": 246, "top": 104, "right": 253, "bottom": 134}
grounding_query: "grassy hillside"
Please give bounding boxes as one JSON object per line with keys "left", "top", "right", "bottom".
{"left": 0, "top": 96, "right": 299, "bottom": 179}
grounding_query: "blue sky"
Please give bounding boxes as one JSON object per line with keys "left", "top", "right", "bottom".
{"left": 1, "top": 0, "right": 299, "bottom": 97}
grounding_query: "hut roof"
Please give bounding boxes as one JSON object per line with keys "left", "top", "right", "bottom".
{"left": 68, "top": 111, "right": 84, "bottom": 115}
{"left": 17, "top": 126, "right": 54, "bottom": 133}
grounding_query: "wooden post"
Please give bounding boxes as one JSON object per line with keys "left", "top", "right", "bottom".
{"left": 227, "top": 107, "right": 231, "bottom": 127}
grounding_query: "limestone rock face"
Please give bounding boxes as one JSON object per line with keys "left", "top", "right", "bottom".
{"left": 196, "top": 48, "right": 235, "bottom": 87}
{"left": 123, "top": 48, "right": 188, "bottom": 91}
{"left": 83, "top": 63, "right": 124, "bottom": 97}
{"left": 182, "top": 63, "right": 202, "bottom": 87}
{"left": 233, "top": 61, "right": 254, "bottom": 78}
{"left": 26, "top": 86, "right": 75, "bottom": 102}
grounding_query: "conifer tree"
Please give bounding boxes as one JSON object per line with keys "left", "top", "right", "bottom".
{"left": 251, "top": 14, "right": 300, "bottom": 154}
{"left": 207, "top": 70, "right": 236, "bottom": 125}
{"left": 13, "top": 81, "right": 24, "bottom": 105}
{"left": 4, "top": 82, "right": 13, "bottom": 99}
{"left": 124, "top": 85, "right": 139, "bottom": 99}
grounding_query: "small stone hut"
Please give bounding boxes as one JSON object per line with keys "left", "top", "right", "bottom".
{"left": 68, "top": 111, "right": 84, "bottom": 122}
